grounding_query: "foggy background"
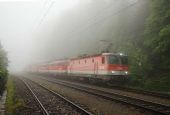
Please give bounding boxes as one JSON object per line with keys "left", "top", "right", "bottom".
{"left": 0, "top": 0, "right": 148, "bottom": 72}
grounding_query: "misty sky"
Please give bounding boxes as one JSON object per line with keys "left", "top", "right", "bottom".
{"left": 0, "top": 0, "right": 140, "bottom": 72}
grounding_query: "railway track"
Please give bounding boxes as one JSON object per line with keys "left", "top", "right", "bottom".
{"left": 43, "top": 75, "right": 170, "bottom": 100}
{"left": 13, "top": 76, "right": 44, "bottom": 115}
{"left": 38, "top": 77, "right": 170, "bottom": 115}
{"left": 107, "top": 85, "right": 170, "bottom": 99}
{"left": 21, "top": 78, "right": 92, "bottom": 115}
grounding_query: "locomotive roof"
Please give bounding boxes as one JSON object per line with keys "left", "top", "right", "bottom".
{"left": 70, "top": 52, "right": 126, "bottom": 60}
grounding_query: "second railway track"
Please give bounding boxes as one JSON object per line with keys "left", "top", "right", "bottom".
{"left": 21, "top": 77, "right": 92, "bottom": 115}
{"left": 37, "top": 77, "right": 170, "bottom": 115}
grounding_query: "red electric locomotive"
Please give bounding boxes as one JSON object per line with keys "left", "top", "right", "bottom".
{"left": 68, "top": 53, "right": 128, "bottom": 81}
{"left": 30, "top": 53, "right": 129, "bottom": 82}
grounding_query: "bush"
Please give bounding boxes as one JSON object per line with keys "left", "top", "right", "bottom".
{"left": 0, "top": 42, "right": 8, "bottom": 95}
{"left": 143, "top": 75, "right": 170, "bottom": 92}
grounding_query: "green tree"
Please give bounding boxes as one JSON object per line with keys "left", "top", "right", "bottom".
{"left": 133, "top": 0, "right": 170, "bottom": 91}
{"left": 0, "top": 42, "right": 8, "bottom": 95}
{"left": 144, "top": 0, "right": 170, "bottom": 76}
{"left": 112, "top": 0, "right": 170, "bottom": 91}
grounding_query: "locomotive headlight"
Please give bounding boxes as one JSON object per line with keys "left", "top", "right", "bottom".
{"left": 120, "top": 53, "right": 123, "bottom": 56}
{"left": 112, "top": 71, "right": 115, "bottom": 73}
{"left": 125, "top": 71, "right": 128, "bottom": 74}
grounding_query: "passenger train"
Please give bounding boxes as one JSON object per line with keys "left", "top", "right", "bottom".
{"left": 29, "top": 53, "right": 129, "bottom": 82}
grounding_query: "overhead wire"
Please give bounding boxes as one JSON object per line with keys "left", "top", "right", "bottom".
{"left": 38, "top": 0, "right": 55, "bottom": 27}
{"left": 33, "top": 0, "right": 139, "bottom": 39}
{"left": 32, "top": 0, "right": 53, "bottom": 34}
{"left": 65, "top": 0, "right": 140, "bottom": 38}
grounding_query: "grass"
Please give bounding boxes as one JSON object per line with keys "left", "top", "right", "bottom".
{"left": 5, "top": 76, "right": 24, "bottom": 115}
{"left": 5, "top": 76, "right": 15, "bottom": 115}
{"left": 143, "top": 76, "right": 170, "bottom": 92}
{"left": 127, "top": 75, "right": 170, "bottom": 93}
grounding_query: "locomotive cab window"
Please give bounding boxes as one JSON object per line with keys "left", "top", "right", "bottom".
{"left": 107, "top": 55, "right": 120, "bottom": 64}
{"left": 107, "top": 55, "right": 128, "bottom": 65}
{"left": 120, "top": 56, "right": 128, "bottom": 65}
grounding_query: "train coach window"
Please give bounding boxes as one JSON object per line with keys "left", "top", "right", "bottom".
{"left": 92, "top": 59, "right": 94, "bottom": 62}
{"left": 102, "top": 57, "right": 105, "bottom": 64}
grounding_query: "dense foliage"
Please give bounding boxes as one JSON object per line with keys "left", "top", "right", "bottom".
{"left": 144, "top": 0, "right": 170, "bottom": 74}
{"left": 115, "top": 0, "right": 170, "bottom": 91}
{"left": 141, "top": 0, "right": 170, "bottom": 91}
{"left": 0, "top": 42, "right": 8, "bottom": 95}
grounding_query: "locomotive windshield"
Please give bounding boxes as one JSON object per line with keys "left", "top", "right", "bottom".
{"left": 107, "top": 55, "right": 128, "bottom": 65}
{"left": 107, "top": 55, "right": 120, "bottom": 64}
{"left": 120, "top": 56, "right": 128, "bottom": 65}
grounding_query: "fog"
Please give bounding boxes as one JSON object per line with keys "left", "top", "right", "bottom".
{"left": 0, "top": 0, "right": 147, "bottom": 72}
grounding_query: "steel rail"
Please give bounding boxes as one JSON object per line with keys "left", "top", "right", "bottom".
{"left": 107, "top": 85, "right": 170, "bottom": 99}
{"left": 41, "top": 77, "right": 170, "bottom": 115}
{"left": 21, "top": 79, "right": 49, "bottom": 115}
{"left": 43, "top": 75, "right": 170, "bottom": 99}
{"left": 25, "top": 78, "right": 93, "bottom": 115}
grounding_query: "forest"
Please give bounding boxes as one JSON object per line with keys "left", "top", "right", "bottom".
{"left": 0, "top": 43, "right": 8, "bottom": 95}
{"left": 118, "top": 0, "right": 170, "bottom": 91}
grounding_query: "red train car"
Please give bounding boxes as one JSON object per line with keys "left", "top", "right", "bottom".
{"left": 48, "top": 60, "right": 69, "bottom": 74}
